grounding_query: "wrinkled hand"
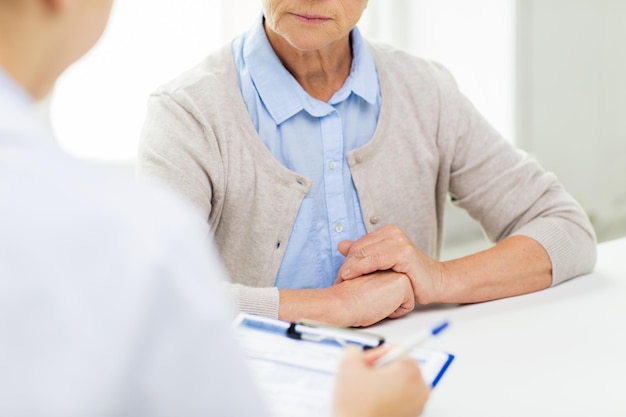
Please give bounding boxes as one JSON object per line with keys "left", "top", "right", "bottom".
{"left": 334, "top": 346, "right": 430, "bottom": 417}
{"left": 328, "top": 271, "right": 415, "bottom": 327}
{"left": 336, "top": 225, "right": 446, "bottom": 305}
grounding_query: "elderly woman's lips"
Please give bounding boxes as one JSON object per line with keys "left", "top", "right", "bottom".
{"left": 292, "top": 13, "right": 330, "bottom": 24}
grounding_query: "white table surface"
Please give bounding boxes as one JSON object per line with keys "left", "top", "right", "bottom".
{"left": 369, "top": 237, "right": 626, "bottom": 417}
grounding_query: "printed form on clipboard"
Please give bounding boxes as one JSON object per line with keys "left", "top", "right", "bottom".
{"left": 233, "top": 313, "right": 455, "bottom": 417}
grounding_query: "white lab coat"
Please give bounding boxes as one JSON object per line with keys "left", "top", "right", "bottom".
{"left": 0, "top": 68, "right": 269, "bottom": 417}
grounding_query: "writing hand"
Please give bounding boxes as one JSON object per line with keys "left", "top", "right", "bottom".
{"left": 334, "top": 345, "right": 430, "bottom": 417}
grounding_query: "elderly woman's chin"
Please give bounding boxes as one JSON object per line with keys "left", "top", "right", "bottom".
{"left": 262, "top": 0, "right": 368, "bottom": 54}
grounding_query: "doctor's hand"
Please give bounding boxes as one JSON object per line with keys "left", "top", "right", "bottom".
{"left": 336, "top": 225, "right": 446, "bottom": 305}
{"left": 334, "top": 345, "right": 430, "bottom": 417}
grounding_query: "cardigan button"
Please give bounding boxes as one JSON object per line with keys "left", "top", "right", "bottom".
{"left": 355, "top": 155, "right": 364, "bottom": 164}
{"left": 369, "top": 216, "right": 380, "bottom": 225}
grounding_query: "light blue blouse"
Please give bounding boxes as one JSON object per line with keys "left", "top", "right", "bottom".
{"left": 232, "top": 16, "right": 381, "bottom": 289}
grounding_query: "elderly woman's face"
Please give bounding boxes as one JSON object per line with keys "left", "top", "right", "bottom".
{"left": 262, "top": 0, "right": 368, "bottom": 51}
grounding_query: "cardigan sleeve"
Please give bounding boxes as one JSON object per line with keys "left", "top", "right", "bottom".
{"left": 138, "top": 92, "right": 216, "bottom": 217}
{"left": 225, "top": 284, "right": 280, "bottom": 318}
{"left": 439, "top": 64, "right": 597, "bottom": 285}
{"left": 139, "top": 87, "right": 283, "bottom": 318}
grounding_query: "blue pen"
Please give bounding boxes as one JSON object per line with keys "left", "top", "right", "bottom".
{"left": 374, "top": 321, "right": 449, "bottom": 367}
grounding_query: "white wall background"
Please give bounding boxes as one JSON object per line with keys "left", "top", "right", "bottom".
{"left": 517, "top": 0, "right": 626, "bottom": 242}
{"left": 50, "top": 1, "right": 222, "bottom": 161}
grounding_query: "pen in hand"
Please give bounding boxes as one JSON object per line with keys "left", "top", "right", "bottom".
{"left": 374, "top": 321, "right": 449, "bottom": 368}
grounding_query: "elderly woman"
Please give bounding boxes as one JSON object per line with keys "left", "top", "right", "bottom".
{"left": 138, "top": 0, "right": 596, "bottom": 326}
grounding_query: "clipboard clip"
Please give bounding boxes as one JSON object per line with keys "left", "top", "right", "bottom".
{"left": 286, "top": 319, "right": 385, "bottom": 350}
